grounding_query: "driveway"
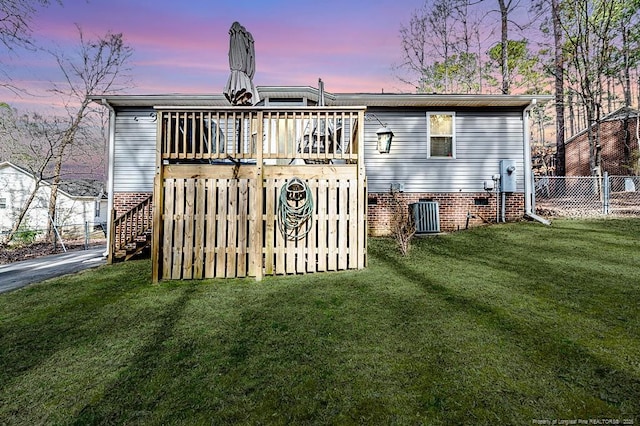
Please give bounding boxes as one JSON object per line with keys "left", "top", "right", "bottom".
{"left": 0, "top": 246, "right": 106, "bottom": 294}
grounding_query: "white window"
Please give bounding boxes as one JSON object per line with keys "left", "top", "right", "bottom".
{"left": 0, "top": 197, "right": 6, "bottom": 209}
{"left": 427, "top": 112, "right": 456, "bottom": 158}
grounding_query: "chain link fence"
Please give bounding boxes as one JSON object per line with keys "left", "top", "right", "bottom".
{"left": 1, "top": 222, "right": 107, "bottom": 249}
{"left": 534, "top": 174, "right": 640, "bottom": 217}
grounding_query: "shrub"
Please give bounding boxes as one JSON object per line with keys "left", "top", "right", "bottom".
{"left": 389, "top": 190, "right": 415, "bottom": 256}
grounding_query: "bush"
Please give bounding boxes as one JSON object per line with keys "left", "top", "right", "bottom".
{"left": 390, "top": 190, "right": 415, "bottom": 256}
{"left": 14, "top": 227, "right": 40, "bottom": 245}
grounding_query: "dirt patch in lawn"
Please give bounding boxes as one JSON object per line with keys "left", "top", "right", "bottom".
{"left": 0, "top": 241, "right": 105, "bottom": 265}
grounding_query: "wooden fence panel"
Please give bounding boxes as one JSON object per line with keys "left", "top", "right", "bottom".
{"left": 215, "top": 179, "right": 228, "bottom": 278}
{"left": 193, "top": 179, "right": 205, "bottom": 279}
{"left": 171, "top": 181, "right": 184, "bottom": 279}
{"left": 236, "top": 180, "right": 249, "bottom": 277}
{"left": 162, "top": 179, "right": 174, "bottom": 279}
{"left": 316, "top": 179, "right": 327, "bottom": 272}
{"left": 327, "top": 179, "right": 338, "bottom": 271}
{"left": 204, "top": 178, "right": 217, "bottom": 278}
{"left": 306, "top": 179, "right": 318, "bottom": 273}
{"left": 157, "top": 165, "right": 363, "bottom": 280}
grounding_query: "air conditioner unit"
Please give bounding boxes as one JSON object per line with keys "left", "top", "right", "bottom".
{"left": 411, "top": 201, "right": 440, "bottom": 233}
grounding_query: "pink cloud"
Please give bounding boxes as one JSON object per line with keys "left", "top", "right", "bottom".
{"left": 5, "top": 0, "right": 422, "bottom": 112}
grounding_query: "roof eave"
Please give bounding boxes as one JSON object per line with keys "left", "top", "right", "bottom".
{"left": 88, "top": 94, "right": 231, "bottom": 108}
{"left": 89, "top": 89, "right": 552, "bottom": 109}
{"left": 331, "top": 93, "right": 552, "bottom": 108}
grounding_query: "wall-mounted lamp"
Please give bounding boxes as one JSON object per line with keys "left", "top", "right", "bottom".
{"left": 365, "top": 113, "right": 394, "bottom": 153}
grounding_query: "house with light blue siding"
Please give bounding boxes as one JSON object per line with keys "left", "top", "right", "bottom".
{"left": 91, "top": 86, "right": 550, "bottom": 257}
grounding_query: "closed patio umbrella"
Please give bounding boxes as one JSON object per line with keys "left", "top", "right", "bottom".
{"left": 223, "top": 21, "right": 259, "bottom": 106}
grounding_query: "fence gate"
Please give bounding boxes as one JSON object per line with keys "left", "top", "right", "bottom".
{"left": 151, "top": 107, "right": 367, "bottom": 281}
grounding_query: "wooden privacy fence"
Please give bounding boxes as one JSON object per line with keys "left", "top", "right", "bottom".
{"left": 152, "top": 107, "right": 367, "bottom": 281}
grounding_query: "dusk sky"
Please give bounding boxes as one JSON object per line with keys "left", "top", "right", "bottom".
{"left": 1, "top": 0, "right": 440, "bottom": 113}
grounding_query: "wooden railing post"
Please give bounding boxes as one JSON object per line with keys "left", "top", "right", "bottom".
{"left": 251, "top": 110, "right": 264, "bottom": 281}
{"left": 152, "top": 110, "right": 163, "bottom": 283}
{"left": 107, "top": 208, "right": 116, "bottom": 264}
{"left": 357, "top": 109, "right": 367, "bottom": 269}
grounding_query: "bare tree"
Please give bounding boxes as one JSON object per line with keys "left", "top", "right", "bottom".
{"left": 452, "top": 0, "right": 490, "bottom": 93}
{"left": 0, "top": 0, "right": 61, "bottom": 90}
{"left": 397, "top": 0, "right": 549, "bottom": 95}
{"left": 493, "top": 0, "right": 542, "bottom": 94}
{"left": 0, "top": 0, "right": 59, "bottom": 49}
{"left": 562, "top": 0, "right": 620, "bottom": 175}
{"left": 397, "top": 0, "right": 459, "bottom": 92}
{"left": 599, "top": 0, "right": 640, "bottom": 111}
{"left": 0, "top": 106, "right": 60, "bottom": 244}
{"left": 497, "top": 0, "right": 512, "bottom": 94}
{"left": 609, "top": 1, "right": 640, "bottom": 169}
{"left": 551, "top": 0, "right": 566, "bottom": 175}
{"left": 397, "top": 0, "right": 487, "bottom": 93}
{"left": 44, "top": 25, "right": 132, "bottom": 242}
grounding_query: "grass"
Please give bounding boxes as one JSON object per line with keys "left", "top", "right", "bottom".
{"left": 1, "top": 218, "right": 639, "bottom": 425}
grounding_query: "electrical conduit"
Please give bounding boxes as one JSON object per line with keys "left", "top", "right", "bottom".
{"left": 101, "top": 99, "right": 117, "bottom": 257}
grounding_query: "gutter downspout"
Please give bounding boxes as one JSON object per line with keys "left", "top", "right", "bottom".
{"left": 102, "top": 98, "right": 117, "bottom": 257}
{"left": 523, "top": 99, "right": 551, "bottom": 225}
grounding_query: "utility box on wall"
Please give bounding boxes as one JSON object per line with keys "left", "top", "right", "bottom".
{"left": 411, "top": 201, "right": 440, "bottom": 234}
{"left": 500, "top": 160, "right": 517, "bottom": 193}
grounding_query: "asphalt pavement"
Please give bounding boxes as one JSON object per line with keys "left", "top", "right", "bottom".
{"left": 0, "top": 246, "right": 106, "bottom": 294}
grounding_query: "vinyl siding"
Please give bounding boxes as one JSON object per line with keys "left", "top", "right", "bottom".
{"left": 110, "top": 106, "right": 526, "bottom": 194}
{"left": 0, "top": 164, "right": 96, "bottom": 232}
{"left": 364, "top": 108, "right": 525, "bottom": 193}
{"left": 113, "top": 108, "right": 156, "bottom": 192}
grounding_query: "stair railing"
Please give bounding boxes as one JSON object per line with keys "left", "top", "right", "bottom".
{"left": 109, "top": 195, "right": 153, "bottom": 263}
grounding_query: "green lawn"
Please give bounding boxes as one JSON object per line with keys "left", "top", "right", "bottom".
{"left": 1, "top": 218, "right": 639, "bottom": 425}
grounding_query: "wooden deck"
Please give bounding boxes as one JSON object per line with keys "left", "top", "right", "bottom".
{"left": 151, "top": 107, "right": 367, "bottom": 282}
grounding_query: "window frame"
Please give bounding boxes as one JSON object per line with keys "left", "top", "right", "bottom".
{"left": 426, "top": 111, "right": 456, "bottom": 159}
{"left": 0, "top": 197, "right": 6, "bottom": 209}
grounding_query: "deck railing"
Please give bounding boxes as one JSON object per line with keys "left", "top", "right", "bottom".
{"left": 157, "top": 107, "right": 363, "bottom": 163}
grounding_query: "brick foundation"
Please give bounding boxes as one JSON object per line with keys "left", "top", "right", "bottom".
{"left": 367, "top": 192, "right": 525, "bottom": 236}
{"left": 113, "top": 191, "right": 525, "bottom": 236}
{"left": 113, "top": 192, "right": 153, "bottom": 217}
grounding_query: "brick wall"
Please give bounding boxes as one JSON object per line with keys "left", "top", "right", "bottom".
{"left": 113, "top": 192, "right": 152, "bottom": 217}
{"left": 367, "top": 192, "right": 525, "bottom": 236}
{"left": 113, "top": 190, "right": 525, "bottom": 236}
{"left": 565, "top": 132, "right": 591, "bottom": 176}
{"left": 599, "top": 120, "right": 639, "bottom": 175}
{"left": 565, "top": 118, "right": 639, "bottom": 176}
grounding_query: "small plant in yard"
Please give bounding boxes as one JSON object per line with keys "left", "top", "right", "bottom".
{"left": 2, "top": 221, "right": 41, "bottom": 248}
{"left": 14, "top": 227, "right": 40, "bottom": 245}
{"left": 389, "top": 189, "right": 415, "bottom": 255}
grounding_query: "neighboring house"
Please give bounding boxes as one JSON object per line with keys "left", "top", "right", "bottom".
{"left": 565, "top": 106, "right": 640, "bottom": 176}
{"left": 0, "top": 161, "right": 106, "bottom": 240}
{"left": 90, "top": 86, "right": 550, "bottom": 262}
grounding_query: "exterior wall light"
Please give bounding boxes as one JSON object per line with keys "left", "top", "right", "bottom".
{"left": 366, "top": 114, "right": 394, "bottom": 153}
